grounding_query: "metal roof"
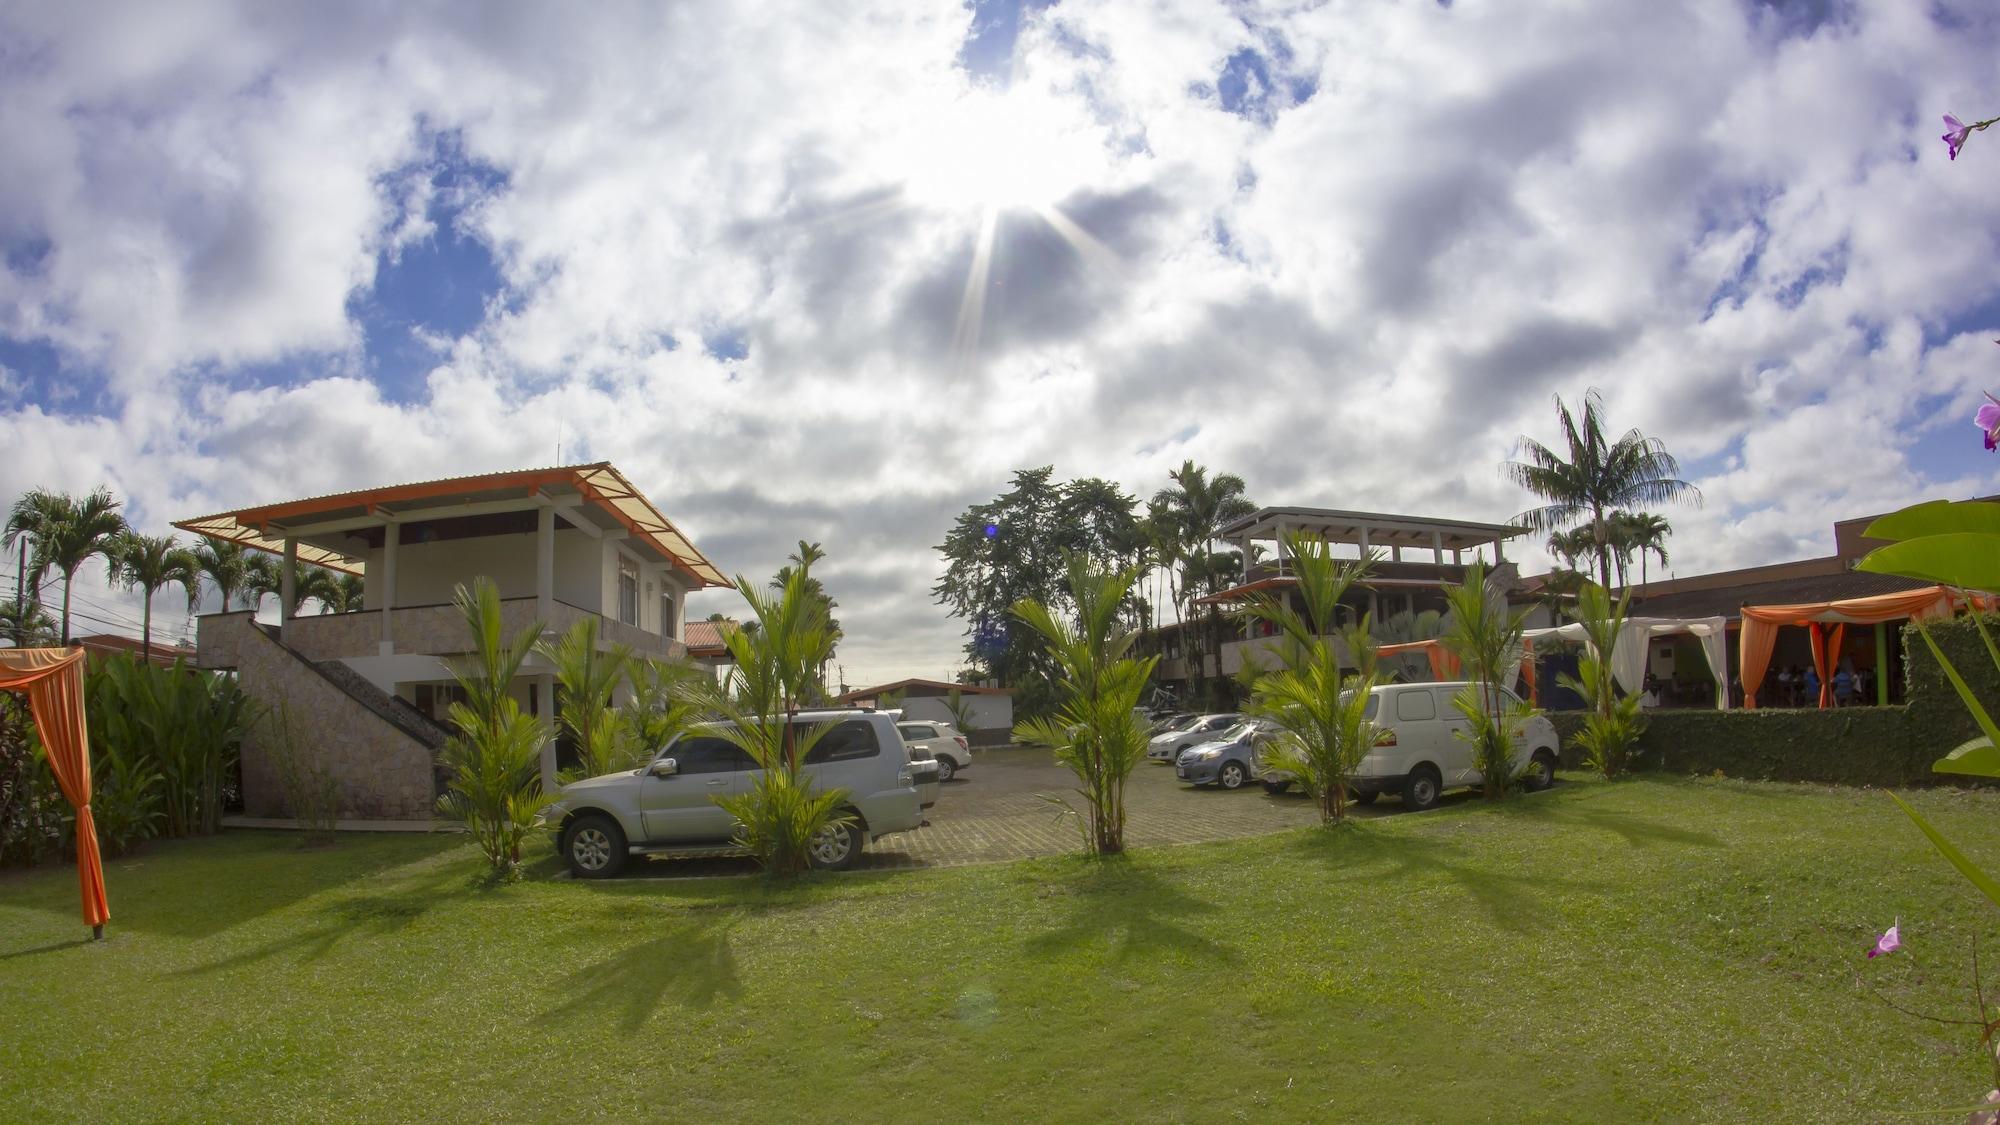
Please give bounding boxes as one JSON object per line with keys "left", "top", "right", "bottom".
{"left": 1630, "top": 569, "right": 1934, "bottom": 622}
{"left": 1218, "top": 506, "right": 1525, "bottom": 551}
{"left": 174, "top": 462, "right": 729, "bottom": 587}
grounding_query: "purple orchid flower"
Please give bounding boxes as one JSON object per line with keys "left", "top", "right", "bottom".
{"left": 1946, "top": 114, "right": 1973, "bottom": 161}
{"left": 1978, "top": 393, "right": 2000, "bottom": 453}
{"left": 1867, "top": 920, "right": 1902, "bottom": 959}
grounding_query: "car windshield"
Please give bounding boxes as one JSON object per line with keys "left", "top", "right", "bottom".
{"left": 1218, "top": 721, "right": 1261, "bottom": 743}
{"left": 1200, "top": 714, "right": 1236, "bottom": 731}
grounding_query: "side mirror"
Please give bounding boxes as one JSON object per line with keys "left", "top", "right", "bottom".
{"left": 649, "top": 757, "right": 679, "bottom": 778}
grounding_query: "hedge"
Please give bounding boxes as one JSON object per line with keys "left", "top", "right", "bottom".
{"left": 1549, "top": 613, "right": 1998, "bottom": 788}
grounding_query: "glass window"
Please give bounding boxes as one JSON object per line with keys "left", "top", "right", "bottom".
{"left": 659, "top": 590, "right": 676, "bottom": 637}
{"left": 1396, "top": 690, "right": 1437, "bottom": 722}
{"left": 1362, "top": 694, "right": 1380, "bottom": 720}
{"left": 618, "top": 556, "right": 640, "bottom": 626}
{"left": 1434, "top": 688, "right": 1469, "bottom": 721}
{"left": 667, "top": 735, "right": 755, "bottom": 775}
{"left": 898, "top": 724, "right": 934, "bottom": 740}
{"left": 804, "top": 719, "right": 881, "bottom": 764}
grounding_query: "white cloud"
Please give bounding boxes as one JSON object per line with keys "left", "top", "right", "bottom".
{"left": 2, "top": 0, "right": 1999, "bottom": 681}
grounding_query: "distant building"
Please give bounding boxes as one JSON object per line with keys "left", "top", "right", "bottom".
{"left": 832, "top": 678, "right": 1014, "bottom": 745}
{"left": 75, "top": 633, "right": 198, "bottom": 668}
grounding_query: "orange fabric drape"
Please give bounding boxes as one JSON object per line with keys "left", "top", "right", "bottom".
{"left": 0, "top": 648, "right": 107, "bottom": 930}
{"left": 1522, "top": 638, "right": 1538, "bottom": 705}
{"left": 1739, "top": 585, "right": 1961, "bottom": 711}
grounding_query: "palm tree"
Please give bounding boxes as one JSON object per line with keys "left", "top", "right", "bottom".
{"left": 1505, "top": 389, "right": 1700, "bottom": 589}
{"left": 191, "top": 537, "right": 252, "bottom": 613}
{"left": 1153, "top": 461, "right": 1256, "bottom": 705}
{"left": 3, "top": 486, "right": 130, "bottom": 644}
{"left": 771, "top": 540, "right": 840, "bottom": 697}
{"left": 108, "top": 532, "right": 201, "bottom": 657}
{"left": 534, "top": 616, "right": 634, "bottom": 780}
{"left": 0, "top": 597, "right": 58, "bottom": 647}
{"left": 243, "top": 554, "right": 282, "bottom": 615}
{"left": 1615, "top": 511, "right": 1673, "bottom": 587}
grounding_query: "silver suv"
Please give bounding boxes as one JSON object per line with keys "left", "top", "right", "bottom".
{"left": 547, "top": 709, "right": 925, "bottom": 878}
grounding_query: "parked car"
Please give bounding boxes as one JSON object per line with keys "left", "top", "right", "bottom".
{"left": 1261, "top": 682, "right": 1558, "bottom": 810}
{"left": 1146, "top": 711, "right": 1198, "bottom": 735}
{"left": 545, "top": 709, "right": 926, "bottom": 878}
{"left": 1174, "top": 720, "right": 1281, "bottom": 789}
{"left": 1146, "top": 712, "right": 1243, "bottom": 762}
{"left": 898, "top": 720, "right": 973, "bottom": 782}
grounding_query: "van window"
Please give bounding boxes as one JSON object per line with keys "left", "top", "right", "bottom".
{"left": 1396, "top": 690, "right": 1437, "bottom": 722}
{"left": 1434, "top": 688, "right": 1469, "bottom": 721}
{"left": 804, "top": 719, "right": 881, "bottom": 764}
{"left": 1362, "top": 695, "right": 1380, "bottom": 720}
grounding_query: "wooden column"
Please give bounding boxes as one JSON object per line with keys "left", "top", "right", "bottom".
{"left": 279, "top": 538, "right": 297, "bottom": 634}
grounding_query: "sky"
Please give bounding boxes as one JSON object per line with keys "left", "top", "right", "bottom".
{"left": 1, "top": 0, "right": 1998, "bottom": 686}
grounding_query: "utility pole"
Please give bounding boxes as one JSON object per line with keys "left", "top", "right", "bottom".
{"left": 12, "top": 540, "right": 22, "bottom": 646}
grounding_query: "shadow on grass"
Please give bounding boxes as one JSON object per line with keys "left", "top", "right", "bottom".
{"left": 1285, "top": 823, "right": 1615, "bottom": 933}
{"left": 1500, "top": 796, "right": 1726, "bottom": 850}
{"left": 169, "top": 864, "right": 477, "bottom": 976}
{"left": 0, "top": 938, "right": 94, "bottom": 960}
{"left": 1025, "top": 857, "right": 1237, "bottom": 965}
{"left": 539, "top": 920, "right": 743, "bottom": 1031}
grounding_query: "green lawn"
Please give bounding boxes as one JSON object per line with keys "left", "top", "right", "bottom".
{"left": 4, "top": 775, "right": 1999, "bottom": 1122}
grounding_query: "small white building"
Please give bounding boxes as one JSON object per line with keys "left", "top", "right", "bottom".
{"left": 179, "top": 463, "right": 731, "bottom": 819}
{"left": 833, "top": 678, "right": 1014, "bottom": 746}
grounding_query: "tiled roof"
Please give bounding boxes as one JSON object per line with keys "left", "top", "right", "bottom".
{"left": 1630, "top": 568, "right": 1935, "bottom": 621}
{"left": 684, "top": 619, "right": 734, "bottom": 653}
{"left": 832, "top": 678, "right": 1012, "bottom": 702}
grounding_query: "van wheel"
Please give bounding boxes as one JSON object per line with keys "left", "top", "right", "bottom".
{"left": 935, "top": 756, "right": 955, "bottom": 783}
{"left": 1402, "top": 766, "right": 1442, "bottom": 812}
{"left": 1349, "top": 788, "right": 1378, "bottom": 806}
{"left": 562, "top": 813, "right": 627, "bottom": 879}
{"left": 1218, "top": 761, "right": 1248, "bottom": 790}
{"left": 1526, "top": 751, "right": 1556, "bottom": 792}
{"left": 807, "top": 818, "right": 863, "bottom": 871}
{"left": 1262, "top": 779, "right": 1292, "bottom": 795}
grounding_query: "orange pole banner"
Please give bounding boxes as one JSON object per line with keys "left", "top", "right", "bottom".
{"left": 0, "top": 648, "right": 108, "bottom": 935}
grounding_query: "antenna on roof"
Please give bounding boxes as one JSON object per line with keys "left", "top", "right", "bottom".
{"left": 556, "top": 419, "right": 563, "bottom": 466}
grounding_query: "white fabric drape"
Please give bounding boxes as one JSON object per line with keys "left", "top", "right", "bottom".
{"left": 1522, "top": 616, "right": 1731, "bottom": 710}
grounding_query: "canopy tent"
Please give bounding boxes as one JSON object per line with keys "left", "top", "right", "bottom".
{"left": 1522, "top": 616, "right": 1732, "bottom": 711}
{"left": 0, "top": 648, "right": 107, "bottom": 937}
{"left": 1740, "top": 585, "right": 1967, "bottom": 710}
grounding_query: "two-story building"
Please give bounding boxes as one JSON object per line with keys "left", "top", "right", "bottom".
{"left": 176, "top": 463, "right": 730, "bottom": 821}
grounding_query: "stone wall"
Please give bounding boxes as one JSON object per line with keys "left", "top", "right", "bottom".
{"left": 199, "top": 614, "right": 437, "bottom": 820}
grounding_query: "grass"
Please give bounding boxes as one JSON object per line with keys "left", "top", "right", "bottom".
{"left": 4, "top": 774, "right": 2000, "bottom": 1121}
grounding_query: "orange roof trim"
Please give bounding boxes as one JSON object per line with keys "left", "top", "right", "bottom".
{"left": 174, "top": 462, "right": 728, "bottom": 587}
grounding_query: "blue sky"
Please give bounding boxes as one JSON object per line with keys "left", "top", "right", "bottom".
{"left": 1, "top": 0, "right": 1997, "bottom": 677}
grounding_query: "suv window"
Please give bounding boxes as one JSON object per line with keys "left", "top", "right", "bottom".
{"left": 1396, "top": 690, "right": 1437, "bottom": 722}
{"left": 670, "top": 735, "right": 756, "bottom": 775}
{"left": 803, "top": 719, "right": 882, "bottom": 764}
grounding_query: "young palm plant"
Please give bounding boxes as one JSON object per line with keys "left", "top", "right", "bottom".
{"left": 434, "top": 577, "right": 554, "bottom": 876}
{"left": 1012, "top": 560, "right": 1158, "bottom": 856}
{"left": 1441, "top": 562, "right": 1537, "bottom": 800}
{"left": 1242, "top": 534, "right": 1381, "bottom": 825}
{"left": 691, "top": 558, "right": 852, "bottom": 876}
{"left": 1556, "top": 582, "right": 1646, "bottom": 777}
{"left": 535, "top": 616, "right": 634, "bottom": 781}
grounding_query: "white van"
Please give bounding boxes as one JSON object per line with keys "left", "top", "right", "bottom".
{"left": 1265, "top": 681, "right": 1559, "bottom": 810}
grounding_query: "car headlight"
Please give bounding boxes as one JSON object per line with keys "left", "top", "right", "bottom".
{"left": 1190, "top": 748, "right": 1221, "bottom": 760}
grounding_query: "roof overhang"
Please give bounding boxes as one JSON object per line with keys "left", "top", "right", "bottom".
{"left": 174, "top": 462, "right": 729, "bottom": 587}
{"left": 1218, "top": 506, "right": 1525, "bottom": 552}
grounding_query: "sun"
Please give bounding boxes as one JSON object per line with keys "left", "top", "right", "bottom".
{"left": 900, "top": 90, "right": 1099, "bottom": 213}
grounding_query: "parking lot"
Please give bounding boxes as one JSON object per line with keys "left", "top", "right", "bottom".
{"left": 616, "top": 745, "right": 1451, "bottom": 878}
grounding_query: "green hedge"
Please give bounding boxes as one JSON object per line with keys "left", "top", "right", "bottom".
{"left": 1550, "top": 613, "right": 1996, "bottom": 788}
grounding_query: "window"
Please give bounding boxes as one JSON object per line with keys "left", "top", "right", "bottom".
{"left": 803, "top": 720, "right": 881, "bottom": 764}
{"left": 667, "top": 735, "right": 755, "bottom": 775}
{"left": 618, "top": 556, "right": 640, "bottom": 626}
{"left": 899, "top": 724, "right": 935, "bottom": 740}
{"left": 1396, "top": 690, "right": 1437, "bottom": 722}
{"left": 659, "top": 590, "right": 676, "bottom": 637}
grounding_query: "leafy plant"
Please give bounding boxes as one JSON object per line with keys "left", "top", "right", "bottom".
{"left": 621, "top": 656, "right": 705, "bottom": 762}
{"left": 1441, "top": 562, "right": 1536, "bottom": 800}
{"left": 536, "top": 616, "right": 634, "bottom": 781}
{"left": 0, "top": 696, "right": 69, "bottom": 867}
{"left": 1011, "top": 560, "right": 1157, "bottom": 856}
{"left": 90, "top": 737, "right": 162, "bottom": 858}
{"left": 86, "top": 653, "right": 255, "bottom": 837}
{"left": 1556, "top": 582, "right": 1647, "bottom": 778}
{"left": 691, "top": 554, "right": 852, "bottom": 876}
{"left": 434, "top": 577, "right": 554, "bottom": 877}
{"left": 942, "top": 687, "right": 978, "bottom": 734}
{"left": 265, "top": 703, "right": 341, "bottom": 846}
{"left": 1241, "top": 533, "right": 1381, "bottom": 824}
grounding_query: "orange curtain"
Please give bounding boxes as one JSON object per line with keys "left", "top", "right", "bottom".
{"left": 1740, "top": 585, "right": 1963, "bottom": 712}
{"left": 0, "top": 648, "right": 107, "bottom": 933}
{"left": 1740, "top": 617, "right": 1778, "bottom": 710}
{"left": 1522, "top": 638, "right": 1538, "bottom": 705}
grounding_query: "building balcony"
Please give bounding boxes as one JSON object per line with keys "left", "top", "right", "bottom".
{"left": 198, "top": 597, "right": 686, "bottom": 670}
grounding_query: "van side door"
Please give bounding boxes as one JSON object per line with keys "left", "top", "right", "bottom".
{"left": 1432, "top": 686, "right": 1478, "bottom": 785}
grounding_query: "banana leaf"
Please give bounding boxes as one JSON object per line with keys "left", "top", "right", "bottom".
{"left": 1932, "top": 736, "right": 2000, "bottom": 779}
{"left": 1863, "top": 499, "right": 2000, "bottom": 541}
{"left": 1855, "top": 533, "right": 2000, "bottom": 591}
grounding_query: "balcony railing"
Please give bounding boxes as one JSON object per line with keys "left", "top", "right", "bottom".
{"left": 210, "top": 597, "right": 685, "bottom": 664}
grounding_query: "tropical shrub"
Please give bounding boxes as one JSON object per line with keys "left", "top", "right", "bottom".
{"left": 1242, "top": 533, "right": 1381, "bottom": 825}
{"left": 1011, "top": 561, "right": 1157, "bottom": 856}
{"left": 1441, "top": 563, "right": 1537, "bottom": 800}
{"left": 621, "top": 656, "right": 704, "bottom": 760}
{"left": 434, "top": 577, "right": 554, "bottom": 877}
{"left": 0, "top": 696, "right": 68, "bottom": 867}
{"left": 89, "top": 737, "right": 162, "bottom": 858}
{"left": 86, "top": 653, "right": 255, "bottom": 837}
{"left": 1556, "top": 582, "right": 1646, "bottom": 777}
{"left": 694, "top": 557, "right": 853, "bottom": 876}
{"left": 535, "top": 616, "right": 634, "bottom": 781}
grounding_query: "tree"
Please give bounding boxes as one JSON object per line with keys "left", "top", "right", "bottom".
{"left": 1139, "top": 500, "right": 1184, "bottom": 633}
{"left": 693, "top": 548, "right": 852, "bottom": 876}
{"left": 1011, "top": 561, "right": 1157, "bottom": 856}
{"left": 1153, "top": 460, "right": 1256, "bottom": 708}
{"left": 535, "top": 616, "right": 634, "bottom": 781}
{"left": 0, "top": 597, "right": 58, "bottom": 647}
{"left": 191, "top": 537, "right": 252, "bottom": 613}
{"left": 1614, "top": 511, "right": 1673, "bottom": 587}
{"left": 1557, "top": 582, "right": 1645, "bottom": 778}
{"left": 3, "top": 486, "right": 130, "bottom": 645}
{"left": 942, "top": 687, "right": 978, "bottom": 734}
{"left": 1439, "top": 563, "right": 1537, "bottom": 800}
{"left": 108, "top": 532, "right": 201, "bottom": 657}
{"left": 1242, "top": 534, "right": 1381, "bottom": 824}
{"left": 771, "top": 540, "right": 840, "bottom": 698}
{"left": 243, "top": 554, "right": 282, "bottom": 615}
{"left": 1505, "top": 389, "right": 1700, "bottom": 589}
{"left": 434, "top": 577, "right": 553, "bottom": 876}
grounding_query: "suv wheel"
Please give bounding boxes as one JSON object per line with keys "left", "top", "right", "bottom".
{"left": 562, "top": 813, "right": 628, "bottom": 879}
{"left": 1348, "top": 787, "right": 1379, "bottom": 806}
{"left": 807, "top": 818, "right": 863, "bottom": 872}
{"left": 1402, "top": 766, "right": 1442, "bottom": 812}
{"left": 1218, "top": 761, "right": 1248, "bottom": 790}
{"left": 1526, "top": 750, "right": 1556, "bottom": 792}
{"left": 935, "top": 755, "right": 956, "bottom": 783}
